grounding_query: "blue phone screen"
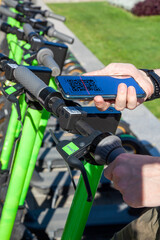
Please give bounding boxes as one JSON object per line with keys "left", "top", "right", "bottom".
{"left": 56, "top": 75, "right": 146, "bottom": 99}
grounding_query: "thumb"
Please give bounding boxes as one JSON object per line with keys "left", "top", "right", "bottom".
{"left": 104, "top": 161, "right": 116, "bottom": 180}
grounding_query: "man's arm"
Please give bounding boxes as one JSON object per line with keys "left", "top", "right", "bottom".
{"left": 85, "top": 63, "right": 157, "bottom": 111}
{"left": 104, "top": 153, "right": 160, "bottom": 208}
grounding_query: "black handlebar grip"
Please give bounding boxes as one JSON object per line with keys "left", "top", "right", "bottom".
{"left": 23, "top": 23, "right": 35, "bottom": 39}
{"left": 94, "top": 135, "right": 126, "bottom": 165}
{"left": 37, "top": 48, "right": 60, "bottom": 77}
{"left": 34, "top": 13, "right": 45, "bottom": 20}
{"left": 44, "top": 10, "right": 66, "bottom": 22}
{"left": 13, "top": 66, "right": 47, "bottom": 99}
{"left": 0, "top": 7, "right": 16, "bottom": 18}
{"left": 34, "top": 14, "right": 53, "bottom": 27}
{"left": 3, "top": 0, "right": 17, "bottom": 8}
{"left": 47, "top": 27, "right": 74, "bottom": 44}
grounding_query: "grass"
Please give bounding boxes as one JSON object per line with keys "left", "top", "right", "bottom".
{"left": 48, "top": 1, "right": 160, "bottom": 118}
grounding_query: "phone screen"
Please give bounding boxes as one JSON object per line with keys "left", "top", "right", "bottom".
{"left": 56, "top": 75, "right": 146, "bottom": 100}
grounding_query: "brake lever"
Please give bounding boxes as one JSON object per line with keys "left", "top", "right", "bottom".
{"left": 1, "top": 83, "right": 24, "bottom": 121}
{"left": 67, "top": 156, "right": 92, "bottom": 202}
{"left": 50, "top": 129, "right": 101, "bottom": 202}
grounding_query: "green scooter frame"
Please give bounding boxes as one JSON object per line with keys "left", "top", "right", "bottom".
{"left": 62, "top": 164, "right": 104, "bottom": 240}
{"left": 0, "top": 9, "right": 29, "bottom": 170}
{"left": 0, "top": 106, "right": 43, "bottom": 239}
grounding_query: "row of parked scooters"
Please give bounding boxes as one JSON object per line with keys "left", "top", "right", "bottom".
{"left": 0, "top": 1, "right": 150, "bottom": 239}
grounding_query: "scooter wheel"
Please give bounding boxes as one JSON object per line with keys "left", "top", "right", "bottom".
{"left": 119, "top": 134, "right": 149, "bottom": 155}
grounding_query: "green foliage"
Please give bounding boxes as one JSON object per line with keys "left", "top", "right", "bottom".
{"left": 49, "top": 2, "right": 160, "bottom": 118}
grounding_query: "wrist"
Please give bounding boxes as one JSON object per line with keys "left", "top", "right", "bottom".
{"left": 140, "top": 69, "right": 160, "bottom": 101}
{"left": 139, "top": 70, "right": 154, "bottom": 96}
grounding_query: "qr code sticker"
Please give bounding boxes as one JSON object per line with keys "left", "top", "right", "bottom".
{"left": 67, "top": 79, "right": 101, "bottom": 92}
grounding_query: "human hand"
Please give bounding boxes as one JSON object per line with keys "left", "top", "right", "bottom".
{"left": 104, "top": 153, "right": 160, "bottom": 207}
{"left": 84, "top": 63, "right": 154, "bottom": 111}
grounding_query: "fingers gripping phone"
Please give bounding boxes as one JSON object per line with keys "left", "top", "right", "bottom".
{"left": 55, "top": 75, "right": 146, "bottom": 100}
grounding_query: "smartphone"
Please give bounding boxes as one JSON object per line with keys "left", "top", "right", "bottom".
{"left": 55, "top": 75, "right": 146, "bottom": 100}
